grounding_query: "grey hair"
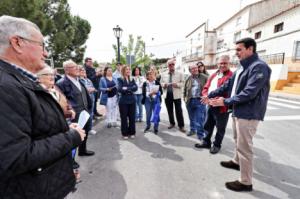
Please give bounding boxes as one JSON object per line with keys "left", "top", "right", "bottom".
{"left": 0, "top": 15, "right": 40, "bottom": 55}
{"left": 218, "top": 55, "right": 230, "bottom": 61}
{"left": 63, "top": 60, "right": 77, "bottom": 69}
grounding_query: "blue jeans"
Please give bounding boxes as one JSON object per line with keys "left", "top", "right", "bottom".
{"left": 144, "top": 97, "right": 159, "bottom": 130}
{"left": 186, "top": 98, "right": 206, "bottom": 139}
{"left": 135, "top": 94, "right": 143, "bottom": 121}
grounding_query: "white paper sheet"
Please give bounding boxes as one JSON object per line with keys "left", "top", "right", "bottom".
{"left": 78, "top": 110, "right": 90, "bottom": 128}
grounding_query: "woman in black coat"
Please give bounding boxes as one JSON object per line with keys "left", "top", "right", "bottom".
{"left": 117, "top": 65, "right": 138, "bottom": 139}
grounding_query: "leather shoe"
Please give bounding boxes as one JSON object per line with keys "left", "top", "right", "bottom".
{"left": 225, "top": 180, "right": 252, "bottom": 192}
{"left": 72, "top": 160, "right": 80, "bottom": 169}
{"left": 167, "top": 124, "right": 175, "bottom": 129}
{"left": 220, "top": 160, "right": 240, "bottom": 171}
{"left": 194, "top": 142, "right": 211, "bottom": 149}
{"left": 94, "top": 112, "right": 103, "bottom": 117}
{"left": 210, "top": 146, "right": 220, "bottom": 154}
{"left": 154, "top": 129, "right": 158, "bottom": 135}
{"left": 179, "top": 127, "right": 186, "bottom": 133}
{"left": 144, "top": 127, "right": 150, "bottom": 133}
{"left": 78, "top": 150, "right": 95, "bottom": 156}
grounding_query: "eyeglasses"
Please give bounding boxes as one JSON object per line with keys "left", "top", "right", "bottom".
{"left": 18, "top": 36, "right": 45, "bottom": 52}
{"left": 168, "top": 63, "right": 175, "bottom": 66}
{"left": 219, "top": 62, "right": 229, "bottom": 65}
{"left": 41, "top": 73, "right": 54, "bottom": 77}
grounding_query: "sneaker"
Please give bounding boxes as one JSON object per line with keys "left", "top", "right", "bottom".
{"left": 186, "top": 131, "right": 196, "bottom": 136}
{"left": 220, "top": 160, "right": 240, "bottom": 171}
{"left": 225, "top": 180, "right": 253, "bottom": 192}
{"left": 210, "top": 146, "right": 220, "bottom": 154}
{"left": 130, "top": 135, "right": 135, "bottom": 139}
{"left": 88, "top": 130, "right": 97, "bottom": 135}
{"left": 123, "top": 136, "right": 129, "bottom": 140}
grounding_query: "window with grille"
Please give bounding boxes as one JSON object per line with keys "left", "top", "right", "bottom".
{"left": 274, "top": 22, "right": 284, "bottom": 33}
{"left": 255, "top": 31, "right": 261, "bottom": 39}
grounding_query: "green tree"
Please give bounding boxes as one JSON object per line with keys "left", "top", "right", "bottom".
{"left": 112, "top": 35, "right": 153, "bottom": 70}
{"left": 0, "top": 0, "right": 91, "bottom": 67}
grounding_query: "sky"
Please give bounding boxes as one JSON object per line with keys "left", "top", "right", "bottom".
{"left": 68, "top": 0, "right": 260, "bottom": 63}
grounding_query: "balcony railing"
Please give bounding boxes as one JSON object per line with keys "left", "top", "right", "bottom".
{"left": 260, "top": 53, "right": 285, "bottom": 64}
{"left": 182, "top": 52, "right": 203, "bottom": 62}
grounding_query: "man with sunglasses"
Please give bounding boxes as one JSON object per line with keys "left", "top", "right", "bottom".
{"left": 160, "top": 58, "right": 186, "bottom": 132}
{"left": 0, "top": 16, "right": 85, "bottom": 198}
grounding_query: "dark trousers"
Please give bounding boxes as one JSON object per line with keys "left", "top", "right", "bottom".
{"left": 119, "top": 103, "right": 136, "bottom": 136}
{"left": 165, "top": 92, "right": 184, "bottom": 128}
{"left": 203, "top": 106, "right": 229, "bottom": 147}
{"left": 93, "top": 91, "right": 99, "bottom": 114}
{"left": 73, "top": 110, "right": 92, "bottom": 154}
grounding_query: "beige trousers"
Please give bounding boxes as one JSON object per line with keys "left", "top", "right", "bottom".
{"left": 232, "top": 117, "right": 259, "bottom": 185}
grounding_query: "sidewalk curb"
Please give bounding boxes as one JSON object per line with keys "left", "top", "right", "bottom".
{"left": 270, "top": 92, "right": 300, "bottom": 101}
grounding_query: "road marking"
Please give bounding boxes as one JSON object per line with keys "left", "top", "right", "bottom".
{"left": 267, "top": 105, "right": 278, "bottom": 110}
{"left": 268, "top": 101, "right": 300, "bottom": 109}
{"left": 264, "top": 115, "right": 300, "bottom": 121}
{"left": 269, "top": 97, "right": 300, "bottom": 105}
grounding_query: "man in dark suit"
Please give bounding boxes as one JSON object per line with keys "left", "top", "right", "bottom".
{"left": 57, "top": 60, "right": 95, "bottom": 156}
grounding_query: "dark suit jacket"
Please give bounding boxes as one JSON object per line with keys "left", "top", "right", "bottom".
{"left": 56, "top": 76, "right": 92, "bottom": 114}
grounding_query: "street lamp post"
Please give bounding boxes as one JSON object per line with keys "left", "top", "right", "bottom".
{"left": 113, "top": 25, "right": 123, "bottom": 64}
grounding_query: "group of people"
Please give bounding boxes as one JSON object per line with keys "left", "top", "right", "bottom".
{"left": 0, "top": 15, "right": 271, "bottom": 199}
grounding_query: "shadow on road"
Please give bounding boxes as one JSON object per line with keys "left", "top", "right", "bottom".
{"left": 68, "top": 124, "right": 127, "bottom": 199}
{"left": 221, "top": 132, "right": 300, "bottom": 199}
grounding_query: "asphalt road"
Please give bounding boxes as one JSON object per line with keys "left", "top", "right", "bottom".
{"left": 67, "top": 96, "right": 300, "bottom": 199}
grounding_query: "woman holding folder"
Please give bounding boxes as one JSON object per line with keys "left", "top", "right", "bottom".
{"left": 99, "top": 66, "right": 118, "bottom": 128}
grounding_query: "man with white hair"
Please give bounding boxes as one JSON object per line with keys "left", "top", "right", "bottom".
{"left": 160, "top": 58, "right": 186, "bottom": 132}
{"left": 197, "top": 55, "right": 233, "bottom": 154}
{"left": 0, "top": 16, "right": 85, "bottom": 198}
{"left": 183, "top": 63, "right": 208, "bottom": 138}
{"left": 57, "top": 60, "right": 95, "bottom": 157}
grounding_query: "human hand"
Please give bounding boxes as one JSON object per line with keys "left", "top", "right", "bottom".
{"left": 200, "top": 96, "right": 209, "bottom": 104}
{"left": 122, "top": 87, "right": 127, "bottom": 90}
{"left": 70, "top": 110, "right": 76, "bottom": 120}
{"left": 69, "top": 123, "right": 86, "bottom": 141}
{"left": 209, "top": 97, "right": 225, "bottom": 107}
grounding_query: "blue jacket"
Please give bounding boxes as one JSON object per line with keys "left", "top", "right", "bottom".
{"left": 208, "top": 53, "right": 271, "bottom": 120}
{"left": 117, "top": 77, "right": 137, "bottom": 104}
{"left": 98, "top": 77, "right": 117, "bottom": 105}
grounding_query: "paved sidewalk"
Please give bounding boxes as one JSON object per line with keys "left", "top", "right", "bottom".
{"left": 270, "top": 92, "right": 300, "bottom": 101}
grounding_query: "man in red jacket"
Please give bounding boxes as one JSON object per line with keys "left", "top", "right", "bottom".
{"left": 195, "top": 55, "right": 233, "bottom": 154}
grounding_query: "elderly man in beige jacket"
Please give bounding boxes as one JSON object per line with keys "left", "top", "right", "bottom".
{"left": 160, "top": 58, "right": 186, "bottom": 132}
